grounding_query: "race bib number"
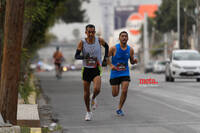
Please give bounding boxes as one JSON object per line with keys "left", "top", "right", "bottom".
{"left": 116, "top": 63, "right": 126, "bottom": 71}
{"left": 86, "top": 57, "right": 97, "bottom": 67}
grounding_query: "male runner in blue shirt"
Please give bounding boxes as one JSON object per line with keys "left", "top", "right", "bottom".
{"left": 107, "top": 31, "right": 137, "bottom": 116}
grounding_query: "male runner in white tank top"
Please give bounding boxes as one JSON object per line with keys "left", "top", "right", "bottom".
{"left": 75, "top": 24, "right": 109, "bottom": 121}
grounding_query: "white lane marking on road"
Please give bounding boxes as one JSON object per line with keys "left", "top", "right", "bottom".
{"left": 131, "top": 88, "right": 200, "bottom": 107}
{"left": 63, "top": 121, "right": 200, "bottom": 129}
{"left": 82, "top": 126, "right": 174, "bottom": 133}
{"left": 138, "top": 94, "right": 200, "bottom": 118}
{"left": 188, "top": 125, "right": 200, "bottom": 132}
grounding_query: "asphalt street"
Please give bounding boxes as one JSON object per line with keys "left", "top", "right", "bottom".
{"left": 36, "top": 69, "right": 200, "bottom": 133}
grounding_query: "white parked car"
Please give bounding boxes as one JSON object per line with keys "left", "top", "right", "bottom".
{"left": 153, "top": 60, "right": 166, "bottom": 73}
{"left": 165, "top": 49, "right": 200, "bottom": 82}
{"left": 144, "top": 61, "right": 154, "bottom": 73}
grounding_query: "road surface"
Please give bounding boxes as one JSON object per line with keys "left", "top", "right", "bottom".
{"left": 36, "top": 69, "right": 200, "bottom": 133}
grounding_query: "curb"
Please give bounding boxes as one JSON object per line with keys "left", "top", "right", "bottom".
{"left": 30, "top": 128, "right": 41, "bottom": 133}
{"left": 0, "top": 126, "right": 20, "bottom": 133}
{"left": 19, "top": 74, "right": 42, "bottom": 132}
{"left": 29, "top": 75, "right": 42, "bottom": 133}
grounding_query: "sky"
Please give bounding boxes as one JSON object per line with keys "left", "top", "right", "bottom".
{"left": 49, "top": 0, "right": 162, "bottom": 41}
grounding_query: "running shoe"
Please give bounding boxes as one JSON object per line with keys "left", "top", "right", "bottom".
{"left": 90, "top": 93, "right": 97, "bottom": 110}
{"left": 85, "top": 112, "right": 92, "bottom": 121}
{"left": 91, "top": 98, "right": 97, "bottom": 110}
{"left": 116, "top": 109, "right": 124, "bottom": 116}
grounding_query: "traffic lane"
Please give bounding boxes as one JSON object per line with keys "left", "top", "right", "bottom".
{"left": 129, "top": 71, "right": 200, "bottom": 131}
{"left": 36, "top": 71, "right": 200, "bottom": 133}
{"left": 95, "top": 71, "right": 200, "bottom": 133}
{"left": 36, "top": 71, "right": 85, "bottom": 121}
{"left": 131, "top": 71, "right": 200, "bottom": 117}
{"left": 131, "top": 71, "right": 200, "bottom": 97}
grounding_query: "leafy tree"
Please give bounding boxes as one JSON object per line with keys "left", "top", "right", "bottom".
{"left": 55, "top": 0, "right": 89, "bottom": 23}
{"left": 0, "top": 0, "right": 25, "bottom": 124}
{"left": 0, "top": 0, "right": 88, "bottom": 123}
{"left": 0, "top": 0, "right": 89, "bottom": 81}
{"left": 23, "top": 0, "right": 89, "bottom": 55}
{"left": 154, "top": 0, "right": 196, "bottom": 49}
{"left": 0, "top": 0, "right": 89, "bottom": 101}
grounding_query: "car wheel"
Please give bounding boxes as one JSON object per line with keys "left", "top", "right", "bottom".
{"left": 168, "top": 70, "right": 174, "bottom": 82}
{"left": 165, "top": 74, "right": 169, "bottom": 82}
{"left": 197, "top": 78, "right": 200, "bottom": 82}
{"left": 170, "top": 77, "right": 174, "bottom": 82}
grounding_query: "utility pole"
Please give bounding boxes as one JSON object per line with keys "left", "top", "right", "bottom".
{"left": 143, "top": 13, "right": 149, "bottom": 70}
{"left": 177, "top": 0, "right": 180, "bottom": 49}
{"left": 164, "top": 34, "right": 168, "bottom": 60}
{"left": 99, "top": 0, "right": 112, "bottom": 42}
{"left": 0, "top": 0, "right": 25, "bottom": 124}
{"left": 196, "top": 0, "right": 200, "bottom": 51}
{"left": 193, "top": 24, "right": 196, "bottom": 49}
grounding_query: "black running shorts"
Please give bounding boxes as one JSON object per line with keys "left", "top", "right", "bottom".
{"left": 82, "top": 67, "right": 101, "bottom": 83}
{"left": 110, "top": 76, "right": 130, "bottom": 85}
{"left": 54, "top": 63, "right": 61, "bottom": 68}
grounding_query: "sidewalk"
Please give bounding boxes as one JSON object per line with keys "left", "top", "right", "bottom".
{"left": 17, "top": 104, "right": 40, "bottom": 127}
{"left": 0, "top": 74, "right": 42, "bottom": 133}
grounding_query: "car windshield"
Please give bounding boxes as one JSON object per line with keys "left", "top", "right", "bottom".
{"left": 173, "top": 52, "right": 200, "bottom": 60}
{"left": 158, "top": 61, "right": 166, "bottom": 65}
{"left": 148, "top": 62, "right": 154, "bottom": 66}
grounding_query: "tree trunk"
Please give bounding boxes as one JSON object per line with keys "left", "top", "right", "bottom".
{"left": 0, "top": 38, "right": 2, "bottom": 82}
{"left": 0, "top": 0, "right": 25, "bottom": 124}
{"left": 183, "top": 14, "right": 188, "bottom": 49}
{"left": 0, "top": 0, "right": 5, "bottom": 85}
{"left": 180, "top": 28, "right": 184, "bottom": 49}
{"left": 0, "top": 41, "right": 2, "bottom": 83}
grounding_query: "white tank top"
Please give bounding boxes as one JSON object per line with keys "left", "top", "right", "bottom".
{"left": 82, "top": 37, "right": 102, "bottom": 68}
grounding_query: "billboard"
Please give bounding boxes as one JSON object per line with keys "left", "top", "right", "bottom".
{"left": 114, "top": 6, "right": 139, "bottom": 30}
{"left": 114, "top": 5, "right": 158, "bottom": 30}
{"left": 113, "top": 5, "right": 158, "bottom": 46}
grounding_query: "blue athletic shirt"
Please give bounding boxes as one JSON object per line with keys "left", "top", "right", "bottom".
{"left": 110, "top": 43, "right": 130, "bottom": 79}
